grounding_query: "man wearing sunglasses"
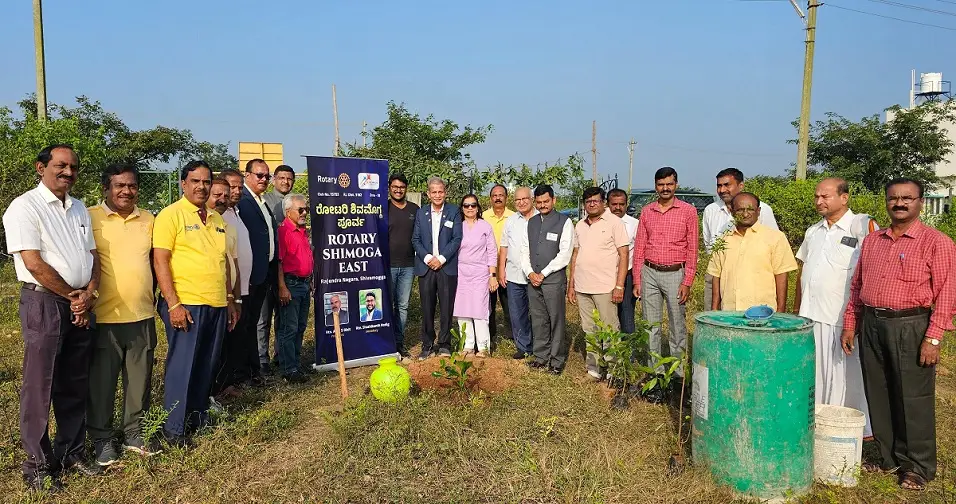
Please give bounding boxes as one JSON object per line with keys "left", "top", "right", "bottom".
{"left": 236, "top": 158, "right": 279, "bottom": 387}
{"left": 275, "top": 193, "right": 313, "bottom": 384}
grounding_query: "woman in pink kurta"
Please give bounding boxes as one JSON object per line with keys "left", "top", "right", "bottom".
{"left": 454, "top": 194, "right": 499, "bottom": 356}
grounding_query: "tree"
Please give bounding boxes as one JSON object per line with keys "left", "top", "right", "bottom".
{"left": 792, "top": 100, "right": 956, "bottom": 192}
{"left": 0, "top": 96, "right": 236, "bottom": 251}
{"left": 343, "top": 101, "right": 493, "bottom": 193}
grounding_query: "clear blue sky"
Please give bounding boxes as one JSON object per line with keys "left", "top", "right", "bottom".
{"left": 2, "top": 0, "right": 954, "bottom": 191}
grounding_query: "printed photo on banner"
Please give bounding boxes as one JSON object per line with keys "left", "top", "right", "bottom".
{"left": 323, "top": 291, "right": 350, "bottom": 327}
{"left": 359, "top": 288, "right": 384, "bottom": 322}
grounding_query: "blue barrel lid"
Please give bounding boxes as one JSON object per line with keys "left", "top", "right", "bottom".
{"left": 695, "top": 311, "right": 813, "bottom": 331}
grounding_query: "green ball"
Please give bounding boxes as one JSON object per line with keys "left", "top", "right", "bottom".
{"left": 369, "top": 357, "right": 411, "bottom": 403}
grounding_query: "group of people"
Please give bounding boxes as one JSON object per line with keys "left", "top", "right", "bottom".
{"left": 5, "top": 143, "right": 955, "bottom": 494}
{"left": 387, "top": 167, "right": 956, "bottom": 492}
{"left": 3, "top": 144, "right": 315, "bottom": 491}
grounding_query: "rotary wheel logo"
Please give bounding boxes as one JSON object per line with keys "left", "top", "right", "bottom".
{"left": 337, "top": 173, "right": 351, "bottom": 188}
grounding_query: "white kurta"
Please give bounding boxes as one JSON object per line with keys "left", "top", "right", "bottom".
{"left": 814, "top": 322, "right": 872, "bottom": 437}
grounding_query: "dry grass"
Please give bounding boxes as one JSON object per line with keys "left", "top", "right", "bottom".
{"left": 0, "top": 259, "right": 954, "bottom": 503}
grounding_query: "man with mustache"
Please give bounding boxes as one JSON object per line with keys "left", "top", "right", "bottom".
{"left": 702, "top": 168, "right": 778, "bottom": 308}
{"left": 794, "top": 178, "right": 876, "bottom": 443}
{"left": 237, "top": 158, "right": 279, "bottom": 386}
{"left": 212, "top": 169, "right": 253, "bottom": 399}
{"left": 841, "top": 178, "right": 956, "bottom": 491}
{"left": 482, "top": 184, "right": 514, "bottom": 347}
{"left": 387, "top": 174, "right": 418, "bottom": 359}
{"left": 152, "top": 160, "right": 234, "bottom": 447}
{"left": 3, "top": 144, "right": 102, "bottom": 491}
{"left": 607, "top": 188, "right": 639, "bottom": 334}
{"left": 633, "top": 167, "right": 698, "bottom": 381}
{"left": 87, "top": 163, "right": 161, "bottom": 468}
{"left": 259, "top": 164, "right": 296, "bottom": 373}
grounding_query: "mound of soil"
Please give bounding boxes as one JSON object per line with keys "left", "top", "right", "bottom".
{"left": 406, "top": 355, "right": 525, "bottom": 395}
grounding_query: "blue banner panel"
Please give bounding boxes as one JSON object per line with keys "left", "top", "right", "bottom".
{"left": 307, "top": 156, "right": 396, "bottom": 368}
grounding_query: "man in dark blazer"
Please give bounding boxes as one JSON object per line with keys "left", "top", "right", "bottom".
{"left": 412, "top": 177, "right": 463, "bottom": 359}
{"left": 235, "top": 158, "right": 279, "bottom": 386}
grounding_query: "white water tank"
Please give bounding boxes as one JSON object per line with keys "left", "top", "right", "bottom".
{"left": 920, "top": 72, "right": 944, "bottom": 94}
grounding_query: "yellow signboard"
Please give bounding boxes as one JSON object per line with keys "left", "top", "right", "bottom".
{"left": 238, "top": 142, "right": 284, "bottom": 171}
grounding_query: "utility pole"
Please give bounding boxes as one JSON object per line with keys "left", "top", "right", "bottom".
{"left": 332, "top": 84, "right": 340, "bottom": 156}
{"left": 591, "top": 120, "right": 597, "bottom": 184}
{"left": 626, "top": 138, "right": 636, "bottom": 193}
{"left": 33, "top": 0, "right": 48, "bottom": 121}
{"left": 794, "top": 0, "right": 819, "bottom": 180}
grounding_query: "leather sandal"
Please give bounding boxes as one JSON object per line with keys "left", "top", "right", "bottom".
{"left": 899, "top": 471, "right": 927, "bottom": 491}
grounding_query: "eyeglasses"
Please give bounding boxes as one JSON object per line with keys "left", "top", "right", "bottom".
{"left": 390, "top": 185, "right": 407, "bottom": 190}
{"left": 584, "top": 199, "right": 602, "bottom": 206}
{"left": 295, "top": 207, "right": 308, "bottom": 214}
{"left": 462, "top": 203, "right": 478, "bottom": 209}
{"left": 886, "top": 195, "right": 918, "bottom": 204}
{"left": 515, "top": 197, "right": 530, "bottom": 203}
{"left": 252, "top": 173, "right": 271, "bottom": 181}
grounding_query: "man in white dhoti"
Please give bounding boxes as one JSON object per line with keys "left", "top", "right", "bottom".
{"left": 794, "top": 178, "right": 876, "bottom": 437}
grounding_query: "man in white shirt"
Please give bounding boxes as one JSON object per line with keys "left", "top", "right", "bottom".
{"left": 497, "top": 187, "right": 538, "bottom": 359}
{"left": 794, "top": 178, "right": 876, "bottom": 438}
{"left": 3, "top": 144, "right": 103, "bottom": 490}
{"left": 522, "top": 185, "right": 574, "bottom": 374}
{"left": 702, "top": 168, "right": 778, "bottom": 308}
{"left": 607, "top": 188, "right": 639, "bottom": 333}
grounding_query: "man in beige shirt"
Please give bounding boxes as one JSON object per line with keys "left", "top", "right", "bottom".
{"left": 568, "top": 187, "right": 630, "bottom": 380}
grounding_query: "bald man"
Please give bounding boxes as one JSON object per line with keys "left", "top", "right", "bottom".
{"left": 795, "top": 178, "right": 876, "bottom": 438}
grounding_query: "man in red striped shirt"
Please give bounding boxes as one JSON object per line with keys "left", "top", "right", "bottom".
{"left": 633, "top": 167, "right": 699, "bottom": 379}
{"left": 276, "top": 193, "right": 314, "bottom": 384}
{"left": 841, "top": 178, "right": 956, "bottom": 491}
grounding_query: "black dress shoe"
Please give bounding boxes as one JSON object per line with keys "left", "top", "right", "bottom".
{"left": 249, "top": 374, "right": 267, "bottom": 388}
{"left": 23, "top": 467, "right": 62, "bottom": 493}
{"left": 512, "top": 351, "right": 528, "bottom": 360}
{"left": 283, "top": 372, "right": 308, "bottom": 384}
{"left": 62, "top": 456, "right": 104, "bottom": 476}
{"left": 528, "top": 360, "right": 547, "bottom": 369}
{"left": 548, "top": 366, "right": 563, "bottom": 376}
{"left": 161, "top": 429, "right": 191, "bottom": 449}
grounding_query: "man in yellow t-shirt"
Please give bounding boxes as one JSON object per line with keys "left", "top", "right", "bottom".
{"left": 708, "top": 192, "right": 797, "bottom": 313}
{"left": 87, "top": 164, "right": 160, "bottom": 466}
{"left": 152, "top": 161, "right": 235, "bottom": 446}
{"left": 481, "top": 184, "right": 514, "bottom": 346}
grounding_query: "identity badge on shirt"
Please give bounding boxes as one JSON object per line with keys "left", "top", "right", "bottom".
{"left": 443, "top": 220, "right": 453, "bottom": 229}
{"left": 840, "top": 236, "right": 858, "bottom": 248}
{"left": 546, "top": 232, "right": 558, "bottom": 241}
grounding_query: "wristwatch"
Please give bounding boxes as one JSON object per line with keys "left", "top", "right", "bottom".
{"left": 614, "top": 286, "right": 624, "bottom": 291}
{"left": 926, "top": 337, "right": 940, "bottom": 346}
{"left": 90, "top": 289, "right": 99, "bottom": 299}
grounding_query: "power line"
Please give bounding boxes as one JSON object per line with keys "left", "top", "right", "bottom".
{"left": 863, "top": 0, "right": 956, "bottom": 17}
{"left": 828, "top": 3, "right": 956, "bottom": 30}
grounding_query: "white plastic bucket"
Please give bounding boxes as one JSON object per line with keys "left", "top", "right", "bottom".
{"left": 814, "top": 404, "right": 866, "bottom": 487}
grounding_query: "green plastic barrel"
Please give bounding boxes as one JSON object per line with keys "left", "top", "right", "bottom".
{"left": 691, "top": 311, "right": 815, "bottom": 500}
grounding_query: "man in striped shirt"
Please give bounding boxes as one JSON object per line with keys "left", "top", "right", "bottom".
{"left": 841, "top": 178, "right": 956, "bottom": 491}
{"left": 633, "top": 167, "right": 699, "bottom": 378}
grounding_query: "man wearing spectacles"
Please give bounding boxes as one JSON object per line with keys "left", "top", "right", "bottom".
{"left": 568, "top": 186, "right": 630, "bottom": 380}
{"left": 707, "top": 192, "right": 796, "bottom": 313}
{"left": 497, "top": 187, "right": 538, "bottom": 359}
{"left": 236, "top": 158, "right": 278, "bottom": 387}
{"left": 387, "top": 174, "right": 419, "bottom": 359}
{"left": 275, "top": 193, "right": 313, "bottom": 384}
{"left": 841, "top": 178, "right": 956, "bottom": 491}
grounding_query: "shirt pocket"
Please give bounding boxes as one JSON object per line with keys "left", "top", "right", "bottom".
{"left": 824, "top": 240, "right": 857, "bottom": 270}
{"left": 898, "top": 257, "right": 923, "bottom": 283}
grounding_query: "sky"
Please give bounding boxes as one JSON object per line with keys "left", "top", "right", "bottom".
{"left": 3, "top": 0, "right": 955, "bottom": 191}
